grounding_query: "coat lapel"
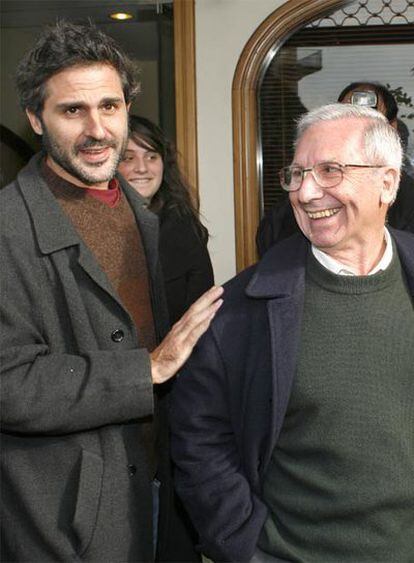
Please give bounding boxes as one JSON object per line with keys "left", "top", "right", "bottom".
{"left": 390, "top": 227, "right": 414, "bottom": 298}
{"left": 120, "top": 176, "right": 159, "bottom": 282}
{"left": 265, "top": 293, "right": 304, "bottom": 466}
{"left": 246, "top": 234, "right": 308, "bottom": 468}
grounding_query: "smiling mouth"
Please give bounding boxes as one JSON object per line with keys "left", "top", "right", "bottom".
{"left": 306, "top": 208, "right": 341, "bottom": 220}
{"left": 130, "top": 178, "right": 153, "bottom": 183}
{"left": 79, "top": 146, "right": 111, "bottom": 162}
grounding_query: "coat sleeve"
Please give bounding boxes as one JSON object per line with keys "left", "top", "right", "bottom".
{"left": 182, "top": 232, "right": 214, "bottom": 309}
{"left": 170, "top": 328, "right": 267, "bottom": 562}
{"left": 0, "top": 235, "right": 154, "bottom": 436}
{"left": 159, "top": 211, "right": 214, "bottom": 324}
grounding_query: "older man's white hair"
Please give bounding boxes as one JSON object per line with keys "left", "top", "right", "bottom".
{"left": 296, "top": 103, "right": 403, "bottom": 172}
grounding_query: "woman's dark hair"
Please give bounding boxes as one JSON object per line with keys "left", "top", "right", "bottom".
{"left": 337, "top": 81, "right": 398, "bottom": 123}
{"left": 15, "top": 20, "right": 139, "bottom": 115}
{"left": 128, "top": 115, "right": 209, "bottom": 243}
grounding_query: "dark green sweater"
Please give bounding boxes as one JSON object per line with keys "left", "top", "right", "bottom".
{"left": 259, "top": 250, "right": 414, "bottom": 562}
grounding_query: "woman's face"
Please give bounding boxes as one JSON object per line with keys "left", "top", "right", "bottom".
{"left": 118, "top": 137, "right": 164, "bottom": 200}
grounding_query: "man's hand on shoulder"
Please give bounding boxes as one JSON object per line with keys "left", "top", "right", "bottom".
{"left": 150, "top": 285, "right": 224, "bottom": 384}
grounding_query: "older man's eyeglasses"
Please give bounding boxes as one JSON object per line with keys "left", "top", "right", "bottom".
{"left": 279, "top": 161, "right": 386, "bottom": 192}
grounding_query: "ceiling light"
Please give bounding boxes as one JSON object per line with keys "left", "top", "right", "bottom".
{"left": 109, "top": 12, "right": 134, "bottom": 21}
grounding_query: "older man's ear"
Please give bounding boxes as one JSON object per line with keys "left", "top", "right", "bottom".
{"left": 380, "top": 167, "right": 400, "bottom": 206}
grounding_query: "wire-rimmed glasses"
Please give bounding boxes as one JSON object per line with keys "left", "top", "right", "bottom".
{"left": 279, "top": 161, "right": 386, "bottom": 192}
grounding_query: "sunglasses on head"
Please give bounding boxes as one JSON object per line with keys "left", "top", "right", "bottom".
{"left": 350, "top": 91, "right": 378, "bottom": 109}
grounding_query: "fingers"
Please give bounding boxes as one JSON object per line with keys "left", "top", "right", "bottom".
{"left": 150, "top": 286, "right": 224, "bottom": 384}
{"left": 173, "top": 285, "right": 224, "bottom": 332}
{"left": 181, "top": 298, "right": 223, "bottom": 348}
{"left": 179, "top": 285, "right": 224, "bottom": 318}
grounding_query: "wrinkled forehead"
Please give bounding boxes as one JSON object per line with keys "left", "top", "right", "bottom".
{"left": 43, "top": 63, "right": 124, "bottom": 103}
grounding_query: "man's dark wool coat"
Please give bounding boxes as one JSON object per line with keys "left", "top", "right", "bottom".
{"left": 170, "top": 228, "right": 414, "bottom": 563}
{"left": 0, "top": 154, "right": 191, "bottom": 562}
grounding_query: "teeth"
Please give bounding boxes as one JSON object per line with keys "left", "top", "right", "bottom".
{"left": 307, "top": 208, "right": 340, "bottom": 219}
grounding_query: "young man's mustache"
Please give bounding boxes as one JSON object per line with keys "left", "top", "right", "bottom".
{"left": 76, "top": 138, "right": 118, "bottom": 151}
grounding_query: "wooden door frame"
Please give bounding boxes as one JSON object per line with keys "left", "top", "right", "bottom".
{"left": 232, "top": 0, "right": 351, "bottom": 271}
{"left": 173, "top": 0, "right": 199, "bottom": 206}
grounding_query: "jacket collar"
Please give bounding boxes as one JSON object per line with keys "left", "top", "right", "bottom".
{"left": 17, "top": 153, "right": 157, "bottom": 258}
{"left": 17, "top": 154, "right": 80, "bottom": 254}
{"left": 246, "top": 229, "right": 414, "bottom": 300}
{"left": 389, "top": 227, "right": 414, "bottom": 297}
{"left": 120, "top": 174, "right": 159, "bottom": 279}
{"left": 246, "top": 233, "right": 309, "bottom": 299}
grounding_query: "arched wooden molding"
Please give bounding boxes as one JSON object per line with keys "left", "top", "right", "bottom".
{"left": 232, "top": 0, "right": 351, "bottom": 271}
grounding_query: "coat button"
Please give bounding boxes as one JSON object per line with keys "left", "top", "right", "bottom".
{"left": 111, "top": 329, "right": 124, "bottom": 342}
{"left": 127, "top": 464, "right": 137, "bottom": 476}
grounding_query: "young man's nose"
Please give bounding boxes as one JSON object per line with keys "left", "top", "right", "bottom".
{"left": 84, "top": 111, "right": 106, "bottom": 140}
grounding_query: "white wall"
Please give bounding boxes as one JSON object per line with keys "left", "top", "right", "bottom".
{"left": 195, "top": 0, "right": 286, "bottom": 284}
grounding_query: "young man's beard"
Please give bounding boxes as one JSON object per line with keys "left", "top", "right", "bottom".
{"left": 40, "top": 121, "right": 128, "bottom": 186}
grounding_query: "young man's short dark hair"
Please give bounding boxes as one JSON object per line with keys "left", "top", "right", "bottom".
{"left": 15, "top": 20, "right": 139, "bottom": 116}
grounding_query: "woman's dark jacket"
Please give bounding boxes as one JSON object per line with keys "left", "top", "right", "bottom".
{"left": 158, "top": 206, "right": 214, "bottom": 325}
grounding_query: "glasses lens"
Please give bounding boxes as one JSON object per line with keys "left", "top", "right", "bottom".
{"left": 280, "top": 166, "right": 303, "bottom": 191}
{"left": 314, "top": 162, "right": 343, "bottom": 187}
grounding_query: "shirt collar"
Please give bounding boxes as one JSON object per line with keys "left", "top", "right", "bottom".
{"left": 311, "top": 228, "right": 393, "bottom": 276}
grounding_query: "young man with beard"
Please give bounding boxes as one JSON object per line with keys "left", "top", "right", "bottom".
{"left": 171, "top": 104, "right": 414, "bottom": 562}
{"left": 0, "top": 20, "right": 222, "bottom": 562}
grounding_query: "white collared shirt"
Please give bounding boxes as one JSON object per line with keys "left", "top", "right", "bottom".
{"left": 311, "top": 228, "right": 393, "bottom": 276}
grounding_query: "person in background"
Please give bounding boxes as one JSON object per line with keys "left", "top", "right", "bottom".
{"left": 338, "top": 82, "right": 414, "bottom": 233}
{"left": 0, "top": 20, "right": 222, "bottom": 562}
{"left": 119, "top": 115, "right": 213, "bottom": 559}
{"left": 118, "top": 116, "right": 214, "bottom": 325}
{"left": 256, "top": 81, "right": 414, "bottom": 256}
{"left": 170, "top": 103, "right": 414, "bottom": 562}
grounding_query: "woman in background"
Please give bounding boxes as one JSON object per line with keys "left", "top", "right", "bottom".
{"left": 119, "top": 115, "right": 213, "bottom": 561}
{"left": 119, "top": 115, "right": 214, "bottom": 325}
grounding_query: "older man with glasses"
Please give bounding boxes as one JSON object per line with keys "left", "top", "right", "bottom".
{"left": 257, "top": 82, "right": 414, "bottom": 257}
{"left": 170, "top": 103, "right": 414, "bottom": 563}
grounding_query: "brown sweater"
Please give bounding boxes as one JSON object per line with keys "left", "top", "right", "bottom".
{"left": 42, "top": 162, "right": 156, "bottom": 352}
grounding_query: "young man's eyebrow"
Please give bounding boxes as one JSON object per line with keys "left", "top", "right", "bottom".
{"left": 55, "top": 101, "right": 84, "bottom": 110}
{"left": 55, "top": 96, "right": 124, "bottom": 110}
{"left": 99, "top": 96, "right": 124, "bottom": 105}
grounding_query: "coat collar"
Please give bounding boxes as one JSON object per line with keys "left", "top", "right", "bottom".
{"left": 389, "top": 227, "right": 414, "bottom": 297}
{"left": 245, "top": 229, "right": 414, "bottom": 300}
{"left": 16, "top": 154, "right": 161, "bottom": 314}
{"left": 245, "top": 233, "right": 309, "bottom": 299}
{"left": 120, "top": 174, "right": 159, "bottom": 279}
{"left": 17, "top": 153, "right": 80, "bottom": 254}
{"left": 17, "top": 153, "right": 158, "bottom": 259}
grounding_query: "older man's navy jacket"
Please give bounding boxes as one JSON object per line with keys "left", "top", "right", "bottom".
{"left": 170, "top": 229, "right": 414, "bottom": 563}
